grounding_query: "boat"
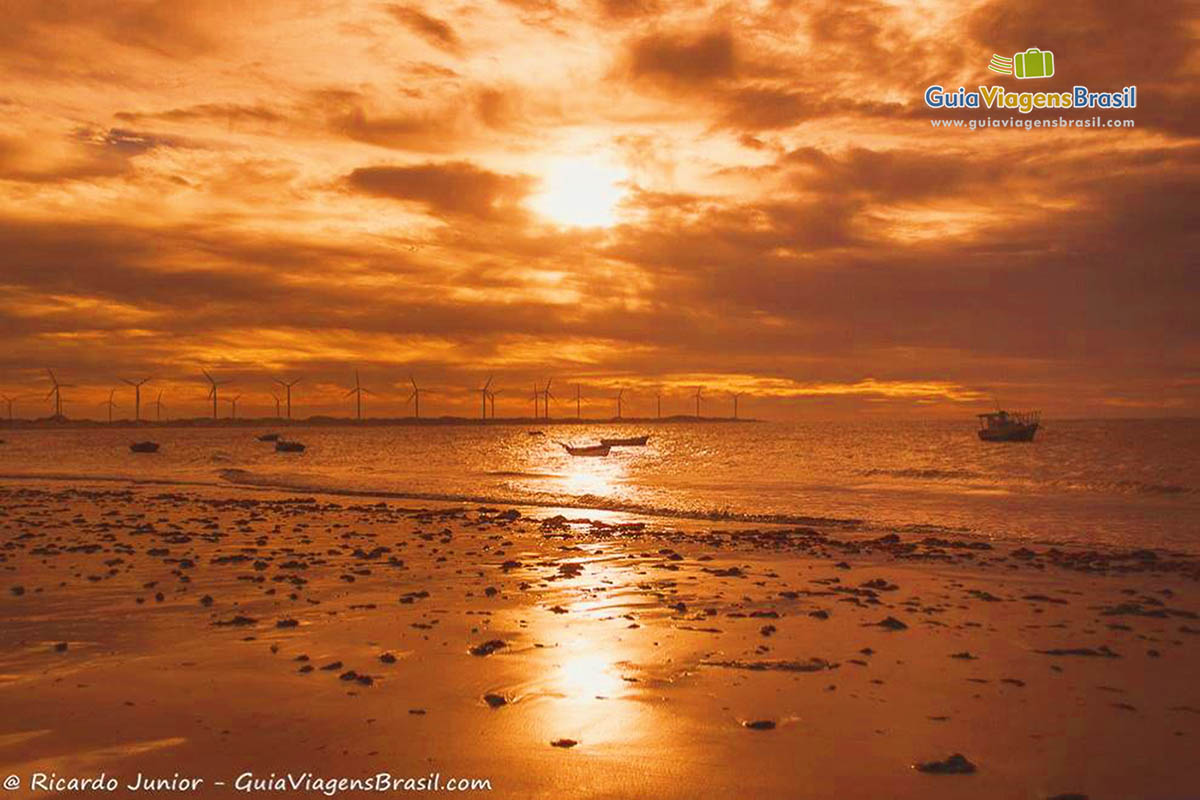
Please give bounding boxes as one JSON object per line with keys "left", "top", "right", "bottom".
{"left": 559, "top": 442, "right": 611, "bottom": 457}
{"left": 257, "top": 433, "right": 281, "bottom": 442}
{"left": 528, "top": 430, "right": 545, "bottom": 437}
{"left": 130, "top": 441, "right": 160, "bottom": 453}
{"left": 275, "top": 440, "right": 306, "bottom": 453}
{"left": 600, "top": 435, "right": 649, "bottom": 447}
{"left": 977, "top": 410, "right": 1040, "bottom": 442}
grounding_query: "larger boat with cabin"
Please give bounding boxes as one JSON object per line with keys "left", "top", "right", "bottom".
{"left": 977, "top": 410, "right": 1040, "bottom": 442}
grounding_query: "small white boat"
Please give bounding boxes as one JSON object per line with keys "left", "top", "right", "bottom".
{"left": 600, "top": 435, "right": 649, "bottom": 447}
{"left": 559, "top": 442, "right": 611, "bottom": 457}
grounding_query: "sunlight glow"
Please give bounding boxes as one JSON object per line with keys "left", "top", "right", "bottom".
{"left": 557, "top": 653, "right": 625, "bottom": 697}
{"left": 530, "top": 158, "right": 628, "bottom": 228}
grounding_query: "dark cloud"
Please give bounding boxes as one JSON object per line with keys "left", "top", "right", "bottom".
{"left": 115, "top": 103, "right": 287, "bottom": 126}
{"left": 345, "top": 162, "right": 534, "bottom": 220}
{"left": 783, "top": 146, "right": 1002, "bottom": 202}
{"left": 594, "top": 0, "right": 660, "bottom": 19}
{"left": 385, "top": 5, "right": 462, "bottom": 53}
{"left": 969, "top": 0, "right": 1193, "bottom": 85}
{"left": 0, "top": 0, "right": 215, "bottom": 71}
{"left": 0, "top": 126, "right": 174, "bottom": 183}
{"left": 628, "top": 29, "right": 737, "bottom": 88}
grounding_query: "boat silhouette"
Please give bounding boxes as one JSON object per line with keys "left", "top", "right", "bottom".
{"left": 977, "top": 410, "right": 1040, "bottom": 442}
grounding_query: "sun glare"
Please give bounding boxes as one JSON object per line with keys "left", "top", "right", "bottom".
{"left": 530, "top": 158, "right": 628, "bottom": 228}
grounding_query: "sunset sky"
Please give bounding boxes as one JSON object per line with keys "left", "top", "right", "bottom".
{"left": 1, "top": 0, "right": 1196, "bottom": 420}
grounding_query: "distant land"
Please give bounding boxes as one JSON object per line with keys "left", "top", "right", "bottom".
{"left": 0, "top": 415, "right": 758, "bottom": 430}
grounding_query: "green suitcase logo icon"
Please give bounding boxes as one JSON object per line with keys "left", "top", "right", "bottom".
{"left": 1013, "top": 47, "right": 1054, "bottom": 79}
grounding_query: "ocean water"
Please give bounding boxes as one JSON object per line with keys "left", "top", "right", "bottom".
{"left": 1, "top": 419, "right": 1197, "bottom": 553}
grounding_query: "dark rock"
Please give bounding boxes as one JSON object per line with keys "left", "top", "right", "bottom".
{"left": 550, "top": 738, "right": 578, "bottom": 748}
{"left": 1035, "top": 646, "right": 1120, "bottom": 658}
{"left": 915, "top": 753, "right": 976, "bottom": 775}
{"left": 874, "top": 616, "right": 908, "bottom": 631}
{"left": 470, "top": 639, "right": 507, "bottom": 657}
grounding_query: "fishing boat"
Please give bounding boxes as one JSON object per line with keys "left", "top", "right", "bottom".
{"left": 559, "top": 442, "right": 611, "bottom": 457}
{"left": 129, "top": 441, "right": 160, "bottom": 453}
{"left": 257, "top": 433, "right": 281, "bottom": 442}
{"left": 600, "top": 435, "right": 649, "bottom": 447}
{"left": 275, "top": 440, "right": 306, "bottom": 453}
{"left": 977, "top": 410, "right": 1040, "bottom": 442}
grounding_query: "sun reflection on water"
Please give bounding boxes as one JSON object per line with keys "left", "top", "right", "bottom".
{"left": 556, "top": 652, "right": 626, "bottom": 698}
{"left": 559, "top": 464, "right": 616, "bottom": 498}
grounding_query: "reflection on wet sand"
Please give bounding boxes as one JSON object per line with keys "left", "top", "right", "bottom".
{"left": 1, "top": 482, "right": 1198, "bottom": 799}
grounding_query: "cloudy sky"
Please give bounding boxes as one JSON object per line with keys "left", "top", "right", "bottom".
{"left": 0, "top": 0, "right": 1196, "bottom": 420}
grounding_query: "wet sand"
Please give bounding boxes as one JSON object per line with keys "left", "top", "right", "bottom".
{"left": 1, "top": 480, "right": 1197, "bottom": 799}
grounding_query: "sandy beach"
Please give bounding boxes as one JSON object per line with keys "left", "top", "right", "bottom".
{"left": 1, "top": 479, "right": 1196, "bottom": 799}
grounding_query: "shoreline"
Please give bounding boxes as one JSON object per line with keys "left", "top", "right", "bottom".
{"left": 3, "top": 472, "right": 1199, "bottom": 563}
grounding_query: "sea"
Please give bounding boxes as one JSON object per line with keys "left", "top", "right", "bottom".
{"left": 1, "top": 419, "right": 1197, "bottom": 553}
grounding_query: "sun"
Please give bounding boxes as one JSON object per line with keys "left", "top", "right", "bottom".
{"left": 530, "top": 157, "right": 628, "bottom": 228}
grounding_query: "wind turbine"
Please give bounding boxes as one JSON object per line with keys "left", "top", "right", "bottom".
{"left": 478, "top": 375, "right": 493, "bottom": 421}
{"left": 694, "top": 386, "right": 703, "bottom": 418}
{"left": 270, "top": 392, "right": 282, "bottom": 419}
{"left": 223, "top": 395, "right": 242, "bottom": 419}
{"left": 530, "top": 382, "right": 539, "bottom": 419}
{"left": 346, "top": 370, "right": 374, "bottom": 421}
{"left": 121, "top": 377, "right": 151, "bottom": 422}
{"left": 0, "top": 394, "right": 16, "bottom": 424}
{"left": 45, "top": 369, "right": 73, "bottom": 419}
{"left": 614, "top": 388, "right": 624, "bottom": 419}
{"left": 656, "top": 390, "right": 662, "bottom": 419}
{"left": 541, "top": 379, "right": 555, "bottom": 421}
{"left": 575, "top": 384, "right": 582, "bottom": 419}
{"left": 202, "top": 370, "right": 228, "bottom": 420}
{"left": 487, "top": 387, "right": 500, "bottom": 419}
{"left": 273, "top": 376, "right": 301, "bottom": 421}
{"left": 152, "top": 390, "right": 166, "bottom": 421}
{"left": 732, "top": 392, "right": 741, "bottom": 420}
{"left": 406, "top": 375, "right": 422, "bottom": 419}
{"left": 100, "top": 389, "right": 118, "bottom": 424}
